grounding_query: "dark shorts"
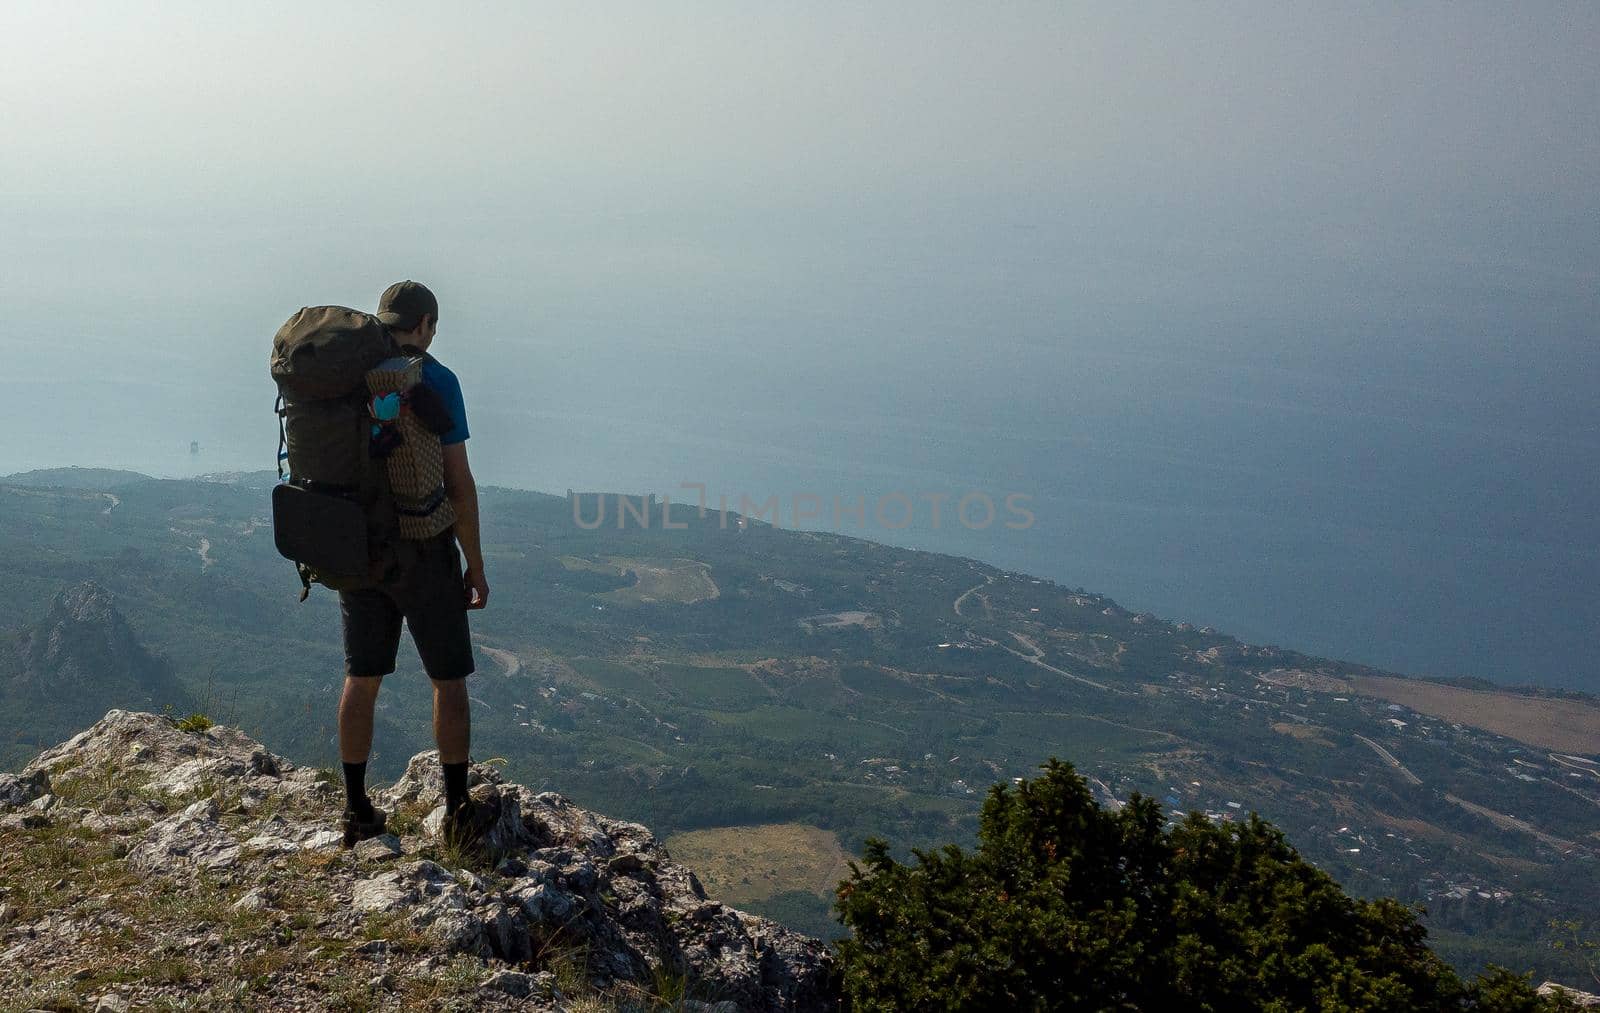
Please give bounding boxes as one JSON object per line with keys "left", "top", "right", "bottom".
{"left": 339, "top": 529, "right": 475, "bottom": 681}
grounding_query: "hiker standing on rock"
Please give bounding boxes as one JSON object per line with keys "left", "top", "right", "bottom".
{"left": 270, "top": 281, "right": 497, "bottom": 848}
{"left": 335, "top": 281, "right": 491, "bottom": 847}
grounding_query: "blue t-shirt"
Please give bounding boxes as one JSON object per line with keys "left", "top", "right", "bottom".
{"left": 421, "top": 358, "right": 470, "bottom": 446}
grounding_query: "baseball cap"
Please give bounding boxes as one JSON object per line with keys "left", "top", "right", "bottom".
{"left": 376, "top": 280, "right": 439, "bottom": 331}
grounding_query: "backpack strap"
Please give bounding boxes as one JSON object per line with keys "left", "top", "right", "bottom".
{"left": 275, "top": 394, "right": 289, "bottom": 481}
{"left": 276, "top": 394, "right": 327, "bottom": 603}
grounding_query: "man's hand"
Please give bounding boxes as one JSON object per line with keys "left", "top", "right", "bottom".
{"left": 464, "top": 566, "right": 490, "bottom": 610}
{"left": 443, "top": 443, "right": 488, "bottom": 611}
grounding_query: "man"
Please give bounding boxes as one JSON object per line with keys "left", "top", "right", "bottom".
{"left": 336, "top": 280, "right": 492, "bottom": 848}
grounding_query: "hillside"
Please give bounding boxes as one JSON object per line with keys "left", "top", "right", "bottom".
{"left": 1, "top": 582, "right": 195, "bottom": 748}
{"left": 0, "top": 709, "right": 834, "bottom": 1010}
{"left": 0, "top": 467, "right": 156, "bottom": 491}
{"left": 0, "top": 472, "right": 1596, "bottom": 985}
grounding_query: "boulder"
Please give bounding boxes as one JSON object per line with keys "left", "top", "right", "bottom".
{"left": 126, "top": 799, "right": 241, "bottom": 875}
{"left": 0, "top": 770, "right": 51, "bottom": 809}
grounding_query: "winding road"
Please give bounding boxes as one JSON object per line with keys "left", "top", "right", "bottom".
{"left": 952, "top": 572, "right": 1116, "bottom": 693}
{"left": 952, "top": 574, "right": 993, "bottom": 618}
{"left": 479, "top": 646, "right": 522, "bottom": 678}
{"left": 986, "top": 634, "right": 1114, "bottom": 692}
{"left": 1353, "top": 734, "right": 1422, "bottom": 785}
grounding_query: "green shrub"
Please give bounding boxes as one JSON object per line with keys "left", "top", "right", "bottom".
{"left": 173, "top": 712, "right": 214, "bottom": 733}
{"left": 834, "top": 758, "right": 1559, "bottom": 1012}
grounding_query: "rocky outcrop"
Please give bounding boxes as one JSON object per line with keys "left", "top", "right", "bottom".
{"left": 0, "top": 709, "right": 837, "bottom": 1011}
{"left": 0, "top": 768, "right": 50, "bottom": 809}
{"left": 4, "top": 583, "right": 192, "bottom": 717}
{"left": 1540, "top": 982, "right": 1600, "bottom": 1009}
{"left": 14, "top": 583, "right": 145, "bottom": 686}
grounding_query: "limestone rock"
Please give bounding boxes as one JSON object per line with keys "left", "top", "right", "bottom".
{"left": 0, "top": 770, "right": 51, "bottom": 809}
{"left": 231, "top": 888, "right": 271, "bottom": 914}
{"left": 379, "top": 749, "right": 506, "bottom": 810}
{"left": 22, "top": 709, "right": 298, "bottom": 793}
{"left": 351, "top": 872, "right": 417, "bottom": 914}
{"left": 354, "top": 833, "right": 403, "bottom": 860}
{"left": 126, "top": 799, "right": 241, "bottom": 874}
{"left": 0, "top": 710, "right": 840, "bottom": 1012}
{"left": 482, "top": 968, "right": 554, "bottom": 998}
{"left": 1540, "top": 982, "right": 1600, "bottom": 1008}
{"left": 93, "top": 993, "right": 131, "bottom": 1013}
{"left": 299, "top": 829, "right": 345, "bottom": 851}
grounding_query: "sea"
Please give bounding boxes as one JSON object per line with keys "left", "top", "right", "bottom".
{"left": 2, "top": 204, "right": 1595, "bottom": 691}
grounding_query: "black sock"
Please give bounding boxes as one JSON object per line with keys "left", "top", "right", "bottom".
{"left": 442, "top": 760, "right": 469, "bottom": 814}
{"left": 342, "top": 761, "right": 371, "bottom": 817}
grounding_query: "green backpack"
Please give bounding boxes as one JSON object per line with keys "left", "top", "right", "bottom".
{"left": 269, "top": 306, "right": 415, "bottom": 599}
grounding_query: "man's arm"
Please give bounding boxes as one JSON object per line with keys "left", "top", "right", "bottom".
{"left": 442, "top": 442, "right": 489, "bottom": 609}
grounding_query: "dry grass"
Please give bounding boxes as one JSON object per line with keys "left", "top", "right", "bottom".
{"left": 606, "top": 558, "right": 719, "bottom": 606}
{"left": 0, "top": 821, "right": 139, "bottom": 924}
{"left": 663, "top": 822, "right": 854, "bottom": 907}
{"left": 563, "top": 555, "right": 720, "bottom": 605}
{"left": 1270, "top": 721, "right": 1333, "bottom": 746}
{"left": 49, "top": 758, "right": 154, "bottom": 815}
{"left": 1352, "top": 676, "right": 1600, "bottom": 755}
{"left": 1375, "top": 813, "right": 1491, "bottom": 855}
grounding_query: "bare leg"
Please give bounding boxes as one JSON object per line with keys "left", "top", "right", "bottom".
{"left": 338, "top": 675, "right": 383, "bottom": 763}
{"left": 432, "top": 678, "right": 471, "bottom": 764}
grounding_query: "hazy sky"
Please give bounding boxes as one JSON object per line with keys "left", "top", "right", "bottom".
{"left": 2, "top": 3, "right": 1597, "bottom": 686}
{"left": 4, "top": 1, "right": 1593, "bottom": 485}
{"left": 4, "top": 3, "right": 1594, "bottom": 324}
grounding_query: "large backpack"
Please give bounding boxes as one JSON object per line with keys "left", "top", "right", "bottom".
{"left": 269, "top": 306, "right": 412, "bottom": 599}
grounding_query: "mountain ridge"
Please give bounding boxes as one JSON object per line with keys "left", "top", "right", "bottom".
{"left": 2, "top": 583, "right": 194, "bottom": 741}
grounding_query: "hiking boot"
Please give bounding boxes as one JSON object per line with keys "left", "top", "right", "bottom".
{"left": 439, "top": 796, "right": 495, "bottom": 850}
{"left": 341, "top": 801, "right": 388, "bottom": 849}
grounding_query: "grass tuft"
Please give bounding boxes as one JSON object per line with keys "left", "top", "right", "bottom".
{"left": 173, "top": 712, "right": 215, "bottom": 733}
